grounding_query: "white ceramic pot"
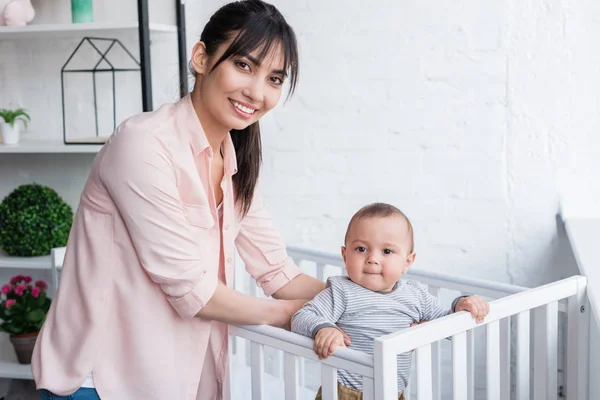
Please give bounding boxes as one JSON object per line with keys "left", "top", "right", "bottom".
{"left": 0, "top": 122, "right": 20, "bottom": 145}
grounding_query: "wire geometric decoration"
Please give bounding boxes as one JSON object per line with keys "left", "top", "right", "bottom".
{"left": 61, "top": 37, "right": 141, "bottom": 144}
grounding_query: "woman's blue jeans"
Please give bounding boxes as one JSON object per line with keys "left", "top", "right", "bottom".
{"left": 39, "top": 388, "right": 100, "bottom": 399}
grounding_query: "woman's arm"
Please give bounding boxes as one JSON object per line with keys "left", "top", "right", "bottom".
{"left": 272, "top": 273, "right": 325, "bottom": 301}
{"left": 235, "top": 192, "right": 319, "bottom": 299}
{"left": 196, "top": 282, "right": 305, "bottom": 327}
{"left": 101, "top": 127, "right": 222, "bottom": 320}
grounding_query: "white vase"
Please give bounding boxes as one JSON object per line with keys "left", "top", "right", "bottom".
{"left": 0, "top": 122, "right": 20, "bottom": 145}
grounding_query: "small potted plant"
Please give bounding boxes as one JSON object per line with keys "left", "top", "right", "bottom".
{"left": 0, "top": 107, "right": 31, "bottom": 145}
{"left": 0, "top": 183, "right": 73, "bottom": 257}
{"left": 0, "top": 275, "right": 51, "bottom": 364}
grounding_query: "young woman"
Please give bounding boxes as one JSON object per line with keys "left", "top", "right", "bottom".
{"left": 32, "top": 1, "right": 330, "bottom": 399}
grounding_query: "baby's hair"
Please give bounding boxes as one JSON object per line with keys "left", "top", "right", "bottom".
{"left": 344, "top": 202, "right": 414, "bottom": 253}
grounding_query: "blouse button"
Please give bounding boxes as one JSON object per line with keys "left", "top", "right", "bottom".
{"left": 226, "top": 257, "right": 232, "bottom": 264}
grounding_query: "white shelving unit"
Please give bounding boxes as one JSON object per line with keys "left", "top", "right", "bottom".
{"left": 0, "top": 361, "right": 33, "bottom": 380}
{"left": 0, "top": 22, "right": 176, "bottom": 40}
{"left": 0, "top": 11, "right": 181, "bottom": 383}
{"left": 0, "top": 139, "right": 103, "bottom": 154}
{"left": 0, "top": 251, "right": 51, "bottom": 270}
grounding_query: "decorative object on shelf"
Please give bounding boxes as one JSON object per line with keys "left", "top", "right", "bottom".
{"left": 61, "top": 37, "right": 142, "bottom": 144}
{"left": 71, "top": 0, "right": 93, "bottom": 23}
{"left": 0, "top": 183, "right": 73, "bottom": 257}
{"left": 0, "top": 107, "right": 30, "bottom": 145}
{"left": 0, "top": 275, "right": 51, "bottom": 364}
{"left": 0, "top": 0, "right": 35, "bottom": 26}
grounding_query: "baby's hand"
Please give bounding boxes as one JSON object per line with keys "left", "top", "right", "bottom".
{"left": 314, "top": 327, "right": 346, "bottom": 359}
{"left": 455, "top": 295, "right": 490, "bottom": 323}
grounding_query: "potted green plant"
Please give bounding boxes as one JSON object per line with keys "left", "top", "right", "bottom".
{"left": 0, "top": 183, "right": 73, "bottom": 257}
{"left": 0, "top": 275, "right": 51, "bottom": 364}
{"left": 0, "top": 108, "right": 31, "bottom": 145}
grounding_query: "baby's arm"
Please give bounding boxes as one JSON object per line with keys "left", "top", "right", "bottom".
{"left": 415, "top": 282, "right": 489, "bottom": 323}
{"left": 291, "top": 277, "right": 347, "bottom": 337}
{"left": 291, "top": 277, "right": 348, "bottom": 358}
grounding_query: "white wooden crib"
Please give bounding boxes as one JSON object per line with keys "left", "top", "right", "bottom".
{"left": 49, "top": 246, "right": 591, "bottom": 399}
{"left": 228, "top": 246, "right": 590, "bottom": 400}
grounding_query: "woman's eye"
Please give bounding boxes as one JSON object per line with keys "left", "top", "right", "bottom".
{"left": 383, "top": 249, "right": 393, "bottom": 255}
{"left": 270, "top": 76, "right": 283, "bottom": 85}
{"left": 235, "top": 61, "right": 250, "bottom": 70}
{"left": 356, "top": 247, "right": 366, "bottom": 253}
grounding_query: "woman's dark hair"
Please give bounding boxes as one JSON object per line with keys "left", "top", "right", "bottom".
{"left": 199, "top": 0, "right": 299, "bottom": 217}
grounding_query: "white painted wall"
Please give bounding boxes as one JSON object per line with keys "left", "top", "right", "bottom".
{"left": 1, "top": 0, "right": 599, "bottom": 398}
{"left": 185, "top": 0, "right": 600, "bottom": 287}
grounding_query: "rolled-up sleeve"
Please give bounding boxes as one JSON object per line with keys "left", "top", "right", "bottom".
{"left": 99, "top": 126, "right": 217, "bottom": 319}
{"left": 235, "top": 191, "right": 302, "bottom": 297}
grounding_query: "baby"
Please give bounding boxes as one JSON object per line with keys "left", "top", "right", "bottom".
{"left": 291, "top": 202, "right": 489, "bottom": 400}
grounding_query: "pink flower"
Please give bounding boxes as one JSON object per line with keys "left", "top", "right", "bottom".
{"left": 1, "top": 285, "right": 11, "bottom": 295}
{"left": 13, "top": 284, "right": 26, "bottom": 296}
{"left": 35, "top": 280, "right": 48, "bottom": 290}
{"left": 23, "top": 276, "right": 32, "bottom": 283}
{"left": 10, "top": 275, "right": 24, "bottom": 284}
{"left": 5, "top": 299, "right": 16, "bottom": 309}
{"left": 31, "top": 287, "right": 40, "bottom": 298}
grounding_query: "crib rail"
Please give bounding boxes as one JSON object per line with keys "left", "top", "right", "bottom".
{"left": 230, "top": 324, "right": 374, "bottom": 400}
{"left": 374, "top": 275, "right": 589, "bottom": 400}
{"left": 231, "top": 247, "right": 589, "bottom": 399}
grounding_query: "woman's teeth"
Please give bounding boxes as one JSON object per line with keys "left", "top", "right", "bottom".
{"left": 232, "top": 100, "right": 255, "bottom": 114}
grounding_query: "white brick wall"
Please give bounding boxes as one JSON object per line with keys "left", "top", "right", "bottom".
{"left": 186, "top": 0, "right": 600, "bottom": 289}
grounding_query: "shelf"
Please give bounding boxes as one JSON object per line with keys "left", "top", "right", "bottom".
{"left": 0, "top": 138, "right": 103, "bottom": 154}
{"left": 0, "top": 22, "right": 177, "bottom": 40}
{"left": 0, "top": 251, "right": 51, "bottom": 270}
{"left": 0, "top": 361, "right": 33, "bottom": 380}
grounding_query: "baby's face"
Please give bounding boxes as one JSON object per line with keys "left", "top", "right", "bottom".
{"left": 341, "top": 216, "right": 415, "bottom": 292}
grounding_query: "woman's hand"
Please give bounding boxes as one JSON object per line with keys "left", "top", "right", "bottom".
{"left": 272, "top": 299, "right": 308, "bottom": 330}
{"left": 314, "top": 327, "right": 346, "bottom": 359}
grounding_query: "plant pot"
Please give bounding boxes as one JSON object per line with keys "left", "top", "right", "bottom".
{"left": 71, "top": 0, "right": 94, "bottom": 23}
{"left": 9, "top": 331, "right": 38, "bottom": 364}
{"left": 0, "top": 122, "right": 20, "bottom": 145}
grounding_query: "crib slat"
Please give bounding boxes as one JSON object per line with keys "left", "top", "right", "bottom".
{"left": 317, "top": 262, "right": 325, "bottom": 282}
{"left": 404, "top": 358, "right": 413, "bottom": 400}
{"left": 321, "top": 365, "right": 338, "bottom": 400}
{"left": 500, "top": 317, "right": 511, "bottom": 399}
{"left": 248, "top": 274, "right": 258, "bottom": 297}
{"left": 363, "top": 377, "right": 375, "bottom": 400}
{"left": 486, "top": 320, "right": 501, "bottom": 400}
{"left": 466, "top": 329, "right": 475, "bottom": 400}
{"left": 251, "top": 342, "right": 265, "bottom": 400}
{"left": 566, "top": 278, "right": 589, "bottom": 400}
{"left": 416, "top": 344, "right": 433, "bottom": 400}
{"left": 516, "top": 310, "right": 531, "bottom": 400}
{"left": 452, "top": 331, "right": 468, "bottom": 399}
{"left": 533, "top": 302, "right": 558, "bottom": 400}
{"left": 428, "top": 286, "right": 442, "bottom": 400}
{"left": 284, "top": 353, "right": 299, "bottom": 400}
{"left": 374, "top": 339, "right": 399, "bottom": 400}
{"left": 460, "top": 291, "right": 475, "bottom": 400}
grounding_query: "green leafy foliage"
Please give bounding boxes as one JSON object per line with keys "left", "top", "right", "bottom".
{"left": 0, "top": 108, "right": 31, "bottom": 128}
{"left": 0, "top": 276, "right": 51, "bottom": 336}
{"left": 0, "top": 183, "right": 73, "bottom": 257}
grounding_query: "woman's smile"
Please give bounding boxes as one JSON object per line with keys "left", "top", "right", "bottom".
{"left": 229, "top": 98, "right": 257, "bottom": 119}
